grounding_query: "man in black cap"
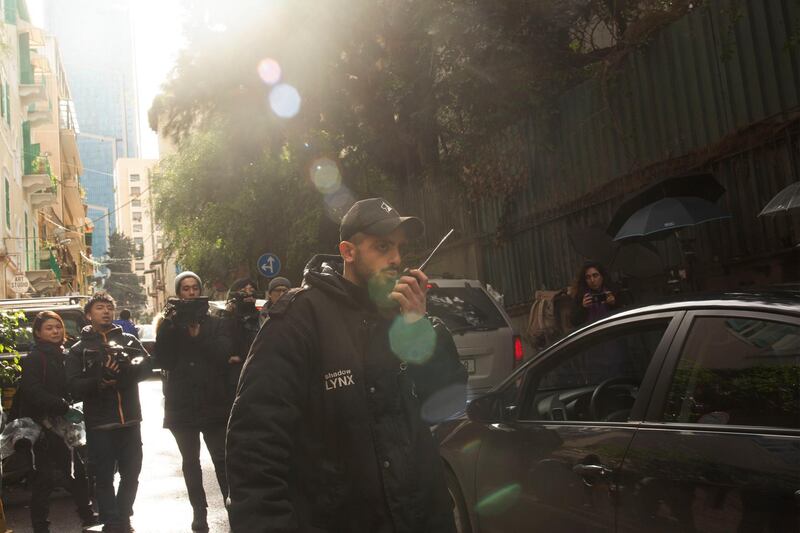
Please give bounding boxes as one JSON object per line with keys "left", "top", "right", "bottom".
{"left": 227, "top": 198, "right": 467, "bottom": 532}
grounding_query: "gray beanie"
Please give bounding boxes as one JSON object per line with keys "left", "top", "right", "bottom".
{"left": 175, "top": 271, "right": 202, "bottom": 295}
{"left": 268, "top": 276, "right": 291, "bottom": 292}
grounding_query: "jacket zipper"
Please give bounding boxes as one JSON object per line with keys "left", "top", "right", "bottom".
{"left": 100, "top": 330, "right": 126, "bottom": 425}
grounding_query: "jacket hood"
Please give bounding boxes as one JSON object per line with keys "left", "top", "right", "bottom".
{"left": 80, "top": 324, "right": 124, "bottom": 340}
{"left": 303, "top": 254, "right": 377, "bottom": 310}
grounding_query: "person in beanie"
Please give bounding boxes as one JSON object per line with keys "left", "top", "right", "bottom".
{"left": 66, "top": 292, "right": 151, "bottom": 533}
{"left": 224, "top": 277, "right": 260, "bottom": 394}
{"left": 227, "top": 198, "right": 468, "bottom": 532}
{"left": 155, "top": 271, "right": 232, "bottom": 531}
{"left": 23, "top": 311, "right": 97, "bottom": 532}
{"left": 258, "top": 276, "right": 292, "bottom": 325}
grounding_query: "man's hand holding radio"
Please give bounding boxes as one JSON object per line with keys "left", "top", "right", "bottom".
{"left": 391, "top": 269, "right": 428, "bottom": 323}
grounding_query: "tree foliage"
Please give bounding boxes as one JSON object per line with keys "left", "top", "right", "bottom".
{"left": 104, "top": 232, "right": 147, "bottom": 312}
{"left": 151, "top": 0, "right": 695, "bottom": 282}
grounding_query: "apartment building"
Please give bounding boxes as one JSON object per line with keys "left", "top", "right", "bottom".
{"left": 0, "top": 0, "right": 89, "bottom": 297}
{"left": 113, "top": 158, "right": 167, "bottom": 313}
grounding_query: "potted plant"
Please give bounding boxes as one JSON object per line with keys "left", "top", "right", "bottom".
{"left": 0, "top": 310, "right": 26, "bottom": 411}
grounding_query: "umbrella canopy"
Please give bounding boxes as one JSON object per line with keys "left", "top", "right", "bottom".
{"left": 613, "top": 196, "right": 731, "bottom": 241}
{"left": 569, "top": 227, "right": 664, "bottom": 277}
{"left": 758, "top": 181, "right": 800, "bottom": 216}
{"left": 608, "top": 173, "right": 725, "bottom": 236}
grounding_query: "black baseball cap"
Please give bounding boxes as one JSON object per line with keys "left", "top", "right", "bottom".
{"left": 340, "top": 198, "right": 425, "bottom": 242}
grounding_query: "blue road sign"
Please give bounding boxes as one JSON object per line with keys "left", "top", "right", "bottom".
{"left": 257, "top": 253, "right": 281, "bottom": 278}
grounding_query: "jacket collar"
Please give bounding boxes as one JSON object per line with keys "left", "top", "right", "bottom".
{"left": 80, "top": 324, "right": 123, "bottom": 341}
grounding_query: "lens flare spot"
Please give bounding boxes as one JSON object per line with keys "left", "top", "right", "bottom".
{"left": 476, "top": 484, "right": 522, "bottom": 516}
{"left": 310, "top": 158, "right": 342, "bottom": 194}
{"left": 461, "top": 439, "right": 481, "bottom": 454}
{"left": 257, "top": 58, "right": 282, "bottom": 85}
{"left": 269, "top": 84, "right": 301, "bottom": 118}
{"left": 389, "top": 315, "right": 436, "bottom": 365}
{"left": 421, "top": 382, "right": 467, "bottom": 423}
{"left": 323, "top": 188, "right": 355, "bottom": 223}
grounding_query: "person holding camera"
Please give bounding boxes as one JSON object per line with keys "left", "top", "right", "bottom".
{"left": 226, "top": 198, "right": 467, "bottom": 532}
{"left": 65, "top": 292, "right": 151, "bottom": 533}
{"left": 570, "top": 261, "right": 619, "bottom": 327}
{"left": 155, "top": 271, "right": 232, "bottom": 531}
{"left": 224, "top": 277, "right": 260, "bottom": 394}
{"left": 21, "top": 311, "right": 96, "bottom": 532}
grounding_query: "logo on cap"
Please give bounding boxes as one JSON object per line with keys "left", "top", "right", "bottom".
{"left": 380, "top": 201, "right": 393, "bottom": 213}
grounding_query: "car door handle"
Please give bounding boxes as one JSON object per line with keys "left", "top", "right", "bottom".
{"left": 573, "top": 463, "right": 611, "bottom": 478}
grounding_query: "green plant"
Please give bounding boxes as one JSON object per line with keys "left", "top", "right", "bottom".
{"left": 0, "top": 310, "right": 25, "bottom": 387}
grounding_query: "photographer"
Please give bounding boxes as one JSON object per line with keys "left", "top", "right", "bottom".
{"left": 224, "top": 277, "right": 260, "bottom": 394}
{"left": 570, "top": 261, "right": 619, "bottom": 327}
{"left": 155, "top": 271, "right": 232, "bottom": 531}
{"left": 22, "top": 311, "right": 96, "bottom": 532}
{"left": 65, "top": 292, "right": 151, "bottom": 533}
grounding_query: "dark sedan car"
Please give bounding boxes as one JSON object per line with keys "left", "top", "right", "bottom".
{"left": 438, "top": 290, "right": 800, "bottom": 533}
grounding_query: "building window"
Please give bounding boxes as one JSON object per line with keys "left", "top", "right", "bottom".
{"left": 4, "top": 177, "right": 9, "bottom": 229}
{"left": 132, "top": 212, "right": 142, "bottom": 222}
{"left": 138, "top": 275, "right": 146, "bottom": 284}
{"left": 130, "top": 173, "right": 140, "bottom": 182}
{"left": 130, "top": 186, "right": 140, "bottom": 197}
{"left": 131, "top": 199, "right": 141, "bottom": 208}
{"left": 133, "top": 224, "right": 142, "bottom": 233}
{"left": 24, "top": 211, "right": 28, "bottom": 270}
{"left": 135, "top": 262, "right": 145, "bottom": 271}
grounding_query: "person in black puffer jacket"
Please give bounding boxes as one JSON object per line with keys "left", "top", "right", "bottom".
{"left": 22, "top": 311, "right": 96, "bottom": 533}
{"left": 226, "top": 198, "right": 467, "bottom": 533}
{"left": 155, "top": 271, "right": 233, "bottom": 532}
{"left": 66, "top": 292, "right": 151, "bottom": 533}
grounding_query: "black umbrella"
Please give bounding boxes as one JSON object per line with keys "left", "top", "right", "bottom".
{"left": 758, "top": 182, "right": 800, "bottom": 216}
{"left": 613, "top": 196, "right": 731, "bottom": 241}
{"left": 569, "top": 227, "right": 664, "bottom": 277}
{"left": 608, "top": 173, "right": 725, "bottom": 237}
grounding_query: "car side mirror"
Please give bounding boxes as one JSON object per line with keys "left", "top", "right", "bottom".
{"left": 467, "top": 392, "right": 506, "bottom": 424}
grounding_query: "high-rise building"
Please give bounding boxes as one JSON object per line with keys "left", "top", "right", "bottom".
{"left": 42, "top": 0, "right": 139, "bottom": 264}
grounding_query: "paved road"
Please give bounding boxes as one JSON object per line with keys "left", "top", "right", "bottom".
{"left": 4, "top": 377, "right": 230, "bottom": 532}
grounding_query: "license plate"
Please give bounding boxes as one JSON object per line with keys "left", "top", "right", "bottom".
{"left": 461, "top": 358, "right": 476, "bottom": 374}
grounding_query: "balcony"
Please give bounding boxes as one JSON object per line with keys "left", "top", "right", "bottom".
{"left": 30, "top": 189, "right": 56, "bottom": 209}
{"left": 26, "top": 106, "right": 51, "bottom": 127}
{"left": 19, "top": 79, "right": 47, "bottom": 107}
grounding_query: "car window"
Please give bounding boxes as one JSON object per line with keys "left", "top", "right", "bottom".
{"left": 522, "top": 320, "right": 670, "bottom": 422}
{"left": 662, "top": 316, "right": 800, "bottom": 429}
{"left": 427, "top": 287, "right": 506, "bottom": 332}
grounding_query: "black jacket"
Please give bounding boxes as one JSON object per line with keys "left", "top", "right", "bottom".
{"left": 155, "top": 314, "right": 233, "bottom": 429}
{"left": 65, "top": 325, "right": 151, "bottom": 430}
{"left": 19, "top": 342, "right": 70, "bottom": 423}
{"left": 227, "top": 255, "right": 468, "bottom": 533}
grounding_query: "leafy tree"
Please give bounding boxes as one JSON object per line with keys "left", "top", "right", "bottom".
{"left": 104, "top": 232, "right": 147, "bottom": 312}
{"left": 151, "top": 0, "right": 695, "bottom": 280}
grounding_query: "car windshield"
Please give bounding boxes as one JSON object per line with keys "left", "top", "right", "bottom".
{"left": 427, "top": 287, "right": 507, "bottom": 332}
{"left": 137, "top": 324, "right": 155, "bottom": 340}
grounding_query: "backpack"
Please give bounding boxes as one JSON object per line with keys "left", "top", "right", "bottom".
{"left": 526, "top": 289, "right": 572, "bottom": 354}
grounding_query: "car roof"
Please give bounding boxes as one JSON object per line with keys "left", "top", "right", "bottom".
{"left": 427, "top": 279, "right": 483, "bottom": 289}
{"left": 0, "top": 296, "right": 87, "bottom": 314}
{"left": 611, "top": 288, "right": 800, "bottom": 320}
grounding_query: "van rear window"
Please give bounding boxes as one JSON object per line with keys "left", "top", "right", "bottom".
{"left": 427, "top": 288, "right": 507, "bottom": 332}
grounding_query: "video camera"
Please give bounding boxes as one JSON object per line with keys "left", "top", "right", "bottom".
{"left": 82, "top": 340, "right": 147, "bottom": 370}
{"left": 163, "top": 296, "right": 210, "bottom": 327}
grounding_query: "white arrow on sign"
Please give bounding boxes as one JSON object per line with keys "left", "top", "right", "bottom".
{"left": 261, "top": 256, "right": 276, "bottom": 274}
